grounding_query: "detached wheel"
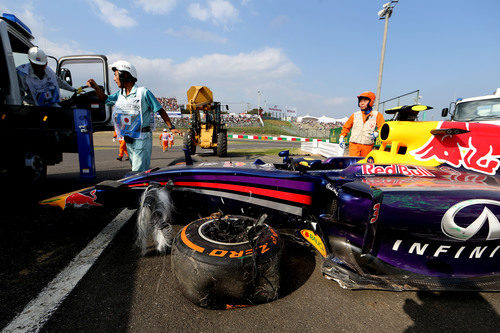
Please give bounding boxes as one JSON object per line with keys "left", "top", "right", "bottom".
{"left": 171, "top": 215, "right": 282, "bottom": 309}
{"left": 216, "top": 131, "right": 227, "bottom": 157}
{"left": 183, "top": 130, "right": 196, "bottom": 155}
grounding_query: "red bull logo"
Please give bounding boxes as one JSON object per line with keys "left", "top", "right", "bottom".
{"left": 361, "top": 164, "right": 435, "bottom": 177}
{"left": 439, "top": 166, "right": 488, "bottom": 184}
{"left": 65, "top": 189, "right": 101, "bottom": 207}
{"left": 411, "top": 122, "right": 500, "bottom": 175}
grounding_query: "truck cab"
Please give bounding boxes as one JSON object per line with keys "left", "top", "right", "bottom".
{"left": 442, "top": 88, "right": 500, "bottom": 126}
{"left": 0, "top": 13, "right": 113, "bottom": 182}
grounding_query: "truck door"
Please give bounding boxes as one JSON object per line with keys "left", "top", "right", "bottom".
{"left": 57, "top": 55, "right": 113, "bottom": 131}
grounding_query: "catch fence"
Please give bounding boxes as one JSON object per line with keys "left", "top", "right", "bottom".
{"left": 379, "top": 90, "right": 420, "bottom": 113}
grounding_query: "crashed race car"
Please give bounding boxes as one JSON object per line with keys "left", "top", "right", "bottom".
{"left": 41, "top": 119, "right": 500, "bottom": 308}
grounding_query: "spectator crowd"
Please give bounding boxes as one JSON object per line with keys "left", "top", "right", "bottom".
{"left": 222, "top": 114, "right": 261, "bottom": 127}
{"left": 157, "top": 97, "right": 179, "bottom": 112}
{"left": 292, "top": 119, "right": 344, "bottom": 131}
{"left": 154, "top": 113, "right": 262, "bottom": 129}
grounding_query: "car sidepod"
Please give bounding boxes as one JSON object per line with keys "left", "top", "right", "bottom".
{"left": 322, "top": 165, "right": 500, "bottom": 291}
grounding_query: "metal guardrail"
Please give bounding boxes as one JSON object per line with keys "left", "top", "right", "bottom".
{"left": 379, "top": 90, "right": 420, "bottom": 114}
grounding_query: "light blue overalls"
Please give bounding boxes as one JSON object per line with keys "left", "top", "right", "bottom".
{"left": 107, "top": 85, "right": 162, "bottom": 172}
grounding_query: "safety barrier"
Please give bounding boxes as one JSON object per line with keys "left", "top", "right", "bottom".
{"left": 227, "top": 133, "right": 342, "bottom": 157}
{"left": 300, "top": 140, "right": 344, "bottom": 157}
{"left": 228, "top": 134, "right": 328, "bottom": 142}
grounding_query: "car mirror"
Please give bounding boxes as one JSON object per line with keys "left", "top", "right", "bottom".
{"left": 441, "top": 108, "right": 448, "bottom": 118}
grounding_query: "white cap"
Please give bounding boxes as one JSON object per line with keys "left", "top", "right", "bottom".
{"left": 163, "top": 128, "right": 168, "bottom": 132}
{"left": 111, "top": 60, "right": 137, "bottom": 80}
{"left": 28, "top": 46, "right": 47, "bottom": 65}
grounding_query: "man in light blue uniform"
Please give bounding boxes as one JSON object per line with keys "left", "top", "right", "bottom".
{"left": 87, "top": 60, "right": 180, "bottom": 172}
{"left": 17, "top": 46, "right": 75, "bottom": 106}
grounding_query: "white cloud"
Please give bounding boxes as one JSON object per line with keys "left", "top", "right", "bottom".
{"left": 173, "top": 48, "right": 299, "bottom": 82}
{"left": 89, "top": 0, "right": 137, "bottom": 28}
{"left": 187, "top": 3, "right": 210, "bottom": 21}
{"left": 37, "top": 37, "right": 87, "bottom": 58}
{"left": 166, "top": 27, "right": 227, "bottom": 44}
{"left": 105, "top": 49, "right": 350, "bottom": 116}
{"left": 210, "top": 0, "right": 238, "bottom": 23}
{"left": 136, "top": 0, "right": 176, "bottom": 14}
{"left": 188, "top": 0, "right": 239, "bottom": 25}
{"left": 4, "top": 3, "right": 347, "bottom": 116}
{"left": 1, "top": 3, "right": 87, "bottom": 57}
{"left": 110, "top": 48, "right": 298, "bottom": 86}
{"left": 107, "top": 48, "right": 299, "bottom": 105}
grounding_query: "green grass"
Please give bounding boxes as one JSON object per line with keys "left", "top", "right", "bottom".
{"left": 227, "top": 147, "right": 304, "bottom": 156}
{"left": 228, "top": 120, "right": 297, "bottom": 136}
{"left": 173, "top": 119, "right": 329, "bottom": 138}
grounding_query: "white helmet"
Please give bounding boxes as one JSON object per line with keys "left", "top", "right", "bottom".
{"left": 111, "top": 60, "right": 137, "bottom": 80}
{"left": 28, "top": 46, "right": 47, "bottom": 65}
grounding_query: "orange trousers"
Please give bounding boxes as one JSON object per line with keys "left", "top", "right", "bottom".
{"left": 162, "top": 141, "right": 169, "bottom": 151}
{"left": 118, "top": 140, "right": 128, "bottom": 158}
{"left": 348, "top": 142, "right": 373, "bottom": 157}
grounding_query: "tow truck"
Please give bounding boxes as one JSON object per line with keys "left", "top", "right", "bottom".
{"left": 441, "top": 88, "right": 500, "bottom": 125}
{"left": 0, "top": 13, "right": 113, "bottom": 183}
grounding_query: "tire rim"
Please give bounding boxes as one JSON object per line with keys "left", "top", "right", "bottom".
{"left": 198, "top": 216, "right": 262, "bottom": 246}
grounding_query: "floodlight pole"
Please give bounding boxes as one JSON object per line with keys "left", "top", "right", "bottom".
{"left": 375, "top": 15, "right": 389, "bottom": 112}
{"left": 375, "top": 1, "right": 398, "bottom": 112}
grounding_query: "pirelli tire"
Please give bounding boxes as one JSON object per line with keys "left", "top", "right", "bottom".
{"left": 171, "top": 215, "right": 282, "bottom": 309}
{"left": 216, "top": 131, "right": 227, "bottom": 157}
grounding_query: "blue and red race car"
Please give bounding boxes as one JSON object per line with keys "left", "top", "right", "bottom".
{"left": 41, "top": 148, "right": 499, "bottom": 307}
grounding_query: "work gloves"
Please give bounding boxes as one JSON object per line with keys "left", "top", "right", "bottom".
{"left": 339, "top": 136, "right": 345, "bottom": 149}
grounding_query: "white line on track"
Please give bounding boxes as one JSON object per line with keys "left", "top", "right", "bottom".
{"left": 2, "top": 208, "right": 136, "bottom": 333}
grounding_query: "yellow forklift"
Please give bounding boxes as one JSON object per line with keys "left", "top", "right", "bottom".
{"left": 183, "top": 86, "right": 228, "bottom": 156}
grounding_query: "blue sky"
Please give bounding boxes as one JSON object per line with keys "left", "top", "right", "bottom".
{"left": 2, "top": 0, "right": 500, "bottom": 119}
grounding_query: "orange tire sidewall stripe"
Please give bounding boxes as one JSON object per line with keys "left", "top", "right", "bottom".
{"left": 181, "top": 225, "right": 205, "bottom": 253}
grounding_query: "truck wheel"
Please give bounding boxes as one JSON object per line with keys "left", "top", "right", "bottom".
{"left": 171, "top": 215, "right": 282, "bottom": 309}
{"left": 9, "top": 153, "right": 47, "bottom": 184}
{"left": 183, "top": 130, "right": 196, "bottom": 155}
{"left": 216, "top": 132, "right": 227, "bottom": 157}
{"left": 27, "top": 154, "right": 47, "bottom": 183}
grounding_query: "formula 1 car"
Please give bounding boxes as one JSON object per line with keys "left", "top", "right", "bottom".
{"left": 41, "top": 144, "right": 500, "bottom": 308}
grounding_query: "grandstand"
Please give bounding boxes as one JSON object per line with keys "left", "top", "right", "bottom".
{"left": 223, "top": 114, "right": 262, "bottom": 127}
{"left": 290, "top": 116, "right": 346, "bottom": 138}
{"left": 153, "top": 98, "right": 263, "bottom": 130}
{"left": 152, "top": 97, "right": 342, "bottom": 139}
{"left": 157, "top": 97, "right": 179, "bottom": 112}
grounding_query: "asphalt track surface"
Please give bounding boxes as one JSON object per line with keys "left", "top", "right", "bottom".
{"left": 1, "top": 132, "right": 499, "bottom": 332}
